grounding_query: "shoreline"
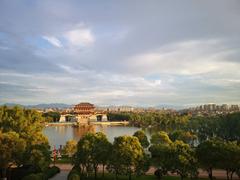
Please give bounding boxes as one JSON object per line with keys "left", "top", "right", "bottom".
{"left": 46, "top": 121, "right": 129, "bottom": 126}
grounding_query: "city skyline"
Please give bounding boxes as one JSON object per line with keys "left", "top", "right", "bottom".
{"left": 1, "top": 0, "right": 240, "bottom": 106}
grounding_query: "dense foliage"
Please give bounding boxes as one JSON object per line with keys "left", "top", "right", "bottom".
{"left": 77, "top": 112, "right": 240, "bottom": 180}
{"left": 73, "top": 132, "right": 149, "bottom": 180}
{"left": 149, "top": 132, "right": 198, "bottom": 180}
{"left": 109, "top": 111, "right": 240, "bottom": 143}
{"left": 42, "top": 111, "right": 61, "bottom": 122}
{"left": 0, "top": 106, "right": 52, "bottom": 179}
{"left": 187, "top": 113, "right": 240, "bottom": 142}
{"left": 133, "top": 130, "right": 150, "bottom": 148}
{"left": 73, "top": 132, "right": 112, "bottom": 179}
{"left": 63, "top": 140, "right": 78, "bottom": 157}
{"left": 108, "top": 111, "right": 190, "bottom": 132}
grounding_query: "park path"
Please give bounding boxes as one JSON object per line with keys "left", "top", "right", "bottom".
{"left": 52, "top": 163, "right": 239, "bottom": 180}
{"left": 51, "top": 170, "right": 68, "bottom": 180}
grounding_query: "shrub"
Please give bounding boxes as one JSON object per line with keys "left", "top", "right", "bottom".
{"left": 154, "top": 168, "right": 167, "bottom": 180}
{"left": 44, "top": 166, "right": 60, "bottom": 178}
{"left": 22, "top": 173, "right": 46, "bottom": 180}
{"left": 68, "top": 167, "right": 81, "bottom": 180}
{"left": 8, "top": 165, "right": 41, "bottom": 180}
{"left": 68, "top": 173, "right": 80, "bottom": 180}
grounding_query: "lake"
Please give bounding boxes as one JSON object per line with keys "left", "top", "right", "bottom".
{"left": 43, "top": 125, "right": 149, "bottom": 149}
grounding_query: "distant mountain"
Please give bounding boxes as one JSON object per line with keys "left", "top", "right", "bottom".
{"left": 2, "top": 103, "right": 185, "bottom": 110}
{"left": 2, "top": 103, "right": 72, "bottom": 109}
{"left": 3, "top": 103, "right": 24, "bottom": 107}
{"left": 27, "top": 103, "right": 72, "bottom": 109}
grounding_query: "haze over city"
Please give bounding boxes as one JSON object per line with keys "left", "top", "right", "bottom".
{"left": 1, "top": 0, "right": 240, "bottom": 106}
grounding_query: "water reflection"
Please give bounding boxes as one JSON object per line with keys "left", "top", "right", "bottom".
{"left": 72, "top": 124, "right": 96, "bottom": 140}
{"left": 43, "top": 125, "right": 142, "bottom": 149}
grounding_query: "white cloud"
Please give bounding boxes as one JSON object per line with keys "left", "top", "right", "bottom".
{"left": 64, "top": 27, "right": 95, "bottom": 47}
{"left": 126, "top": 39, "right": 239, "bottom": 76}
{"left": 42, "top": 36, "right": 63, "bottom": 47}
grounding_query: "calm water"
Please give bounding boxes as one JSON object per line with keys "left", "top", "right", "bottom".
{"left": 43, "top": 125, "right": 148, "bottom": 149}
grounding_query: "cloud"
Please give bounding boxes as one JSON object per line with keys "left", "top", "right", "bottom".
{"left": 64, "top": 27, "right": 95, "bottom": 47}
{"left": 40, "top": 25, "right": 95, "bottom": 49}
{"left": 42, "top": 36, "right": 62, "bottom": 47}
{"left": 125, "top": 39, "right": 240, "bottom": 76}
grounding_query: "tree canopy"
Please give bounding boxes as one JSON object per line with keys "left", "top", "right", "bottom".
{"left": 133, "top": 130, "right": 149, "bottom": 148}
{"left": 0, "top": 106, "right": 51, "bottom": 179}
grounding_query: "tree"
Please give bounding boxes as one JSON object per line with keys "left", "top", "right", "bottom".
{"left": 93, "top": 132, "right": 112, "bottom": 177}
{"left": 149, "top": 144, "right": 173, "bottom": 180}
{"left": 186, "top": 113, "right": 240, "bottom": 143}
{"left": 197, "top": 139, "right": 240, "bottom": 180}
{"left": 169, "top": 130, "right": 197, "bottom": 147}
{"left": 74, "top": 133, "right": 96, "bottom": 177}
{"left": 107, "top": 135, "right": 145, "bottom": 180}
{"left": 63, "top": 140, "right": 77, "bottom": 157}
{"left": 186, "top": 116, "right": 219, "bottom": 143}
{"left": 217, "top": 113, "right": 240, "bottom": 142}
{"left": 196, "top": 139, "right": 222, "bottom": 180}
{"left": 133, "top": 130, "right": 149, "bottom": 148}
{"left": 216, "top": 141, "right": 240, "bottom": 180}
{"left": 27, "top": 143, "right": 51, "bottom": 171}
{"left": 42, "top": 111, "right": 61, "bottom": 122}
{"left": 171, "top": 140, "right": 198, "bottom": 180}
{"left": 150, "top": 140, "right": 197, "bottom": 180}
{"left": 135, "top": 154, "right": 150, "bottom": 176}
{"left": 150, "top": 131, "right": 172, "bottom": 145}
{"left": 0, "top": 131, "right": 26, "bottom": 179}
{"left": 73, "top": 132, "right": 111, "bottom": 179}
{"left": 0, "top": 106, "right": 51, "bottom": 177}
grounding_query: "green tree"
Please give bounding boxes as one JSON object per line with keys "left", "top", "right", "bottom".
{"left": 171, "top": 140, "right": 198, "bottom": 180}
{"left": 197, "top": 139, "right": 240, "bottom": 180}
{"left": 42, "top": 111, "right": 61, "bottom": 122}
{"left": 74, "top": 133, "right": 96, "bottom": 177}
{"left": 107, "top": 135, "right": 145, "bottom": 180}
{"left": 169, "top": 130, "right": 197, "bottom": 146}
{"left": 150, "top": 131, "right": 172, "bottom": 145}
{"left": 63, "top": 140, "right": 77, "bottom": 157}
{"left": 149, "top": 144, "right": 173, "bottom": 180}
{"left": 0, "top": 106, "right": 51, "bottom": 176}
{"left": 93, "top": 132, "right": 112, "bottom": 178}
{"left": 216, "top": 141, "right": 240, "bottom": 180}
{"left": 217, "top": 113, "right": 240, "bottom": 141}
{"left": 0, "top": 131, "right": 26, "bottom": 179}
{"left": 186, "top": 113, "right": 240, "bottom": 143}
{"left": 150, "top": 140, "right": 197, "bottom": 180}
{"left": 196, "top": 139, "right": 222, "bottom": 180}
{"left": 186, "top": 116, "right": 219, "bottom": 143}
{"left": 73, "top": 132, "right": 111, "bottom": 179}
{"left": 133, "top": 130, "right": 149, "bottom": 148}
{"left": 135, "top": 154, "right": 150, "bottom": 176}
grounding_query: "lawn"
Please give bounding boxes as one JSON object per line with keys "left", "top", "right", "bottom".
{"left": 81, "top": 173, "right": 207, "bottom": 180}
{"left": 52, "top": 157, "right": 72, "bottom": 164}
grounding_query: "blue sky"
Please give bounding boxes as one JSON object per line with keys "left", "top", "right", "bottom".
{"left": 0, "top": 0, "right": 240, "bottom": 106}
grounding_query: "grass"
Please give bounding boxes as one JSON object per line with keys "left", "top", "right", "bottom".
{"left": 52, "top": 156, "right": 72, "bottom": 164}
{"left": 80, "top": 173, "right": 208, "bottom": 180}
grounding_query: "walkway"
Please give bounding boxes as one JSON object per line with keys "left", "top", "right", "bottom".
{"left": 51, "top": 170, "right": 68, "bottom": 180}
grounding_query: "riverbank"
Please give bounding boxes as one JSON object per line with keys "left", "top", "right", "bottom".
{"left": 47, "top": 121, "right": 129, "bottom": 126}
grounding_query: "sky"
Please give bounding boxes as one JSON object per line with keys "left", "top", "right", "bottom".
{"left": 0, "top": 0, "right": 240, "bottom": 107}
